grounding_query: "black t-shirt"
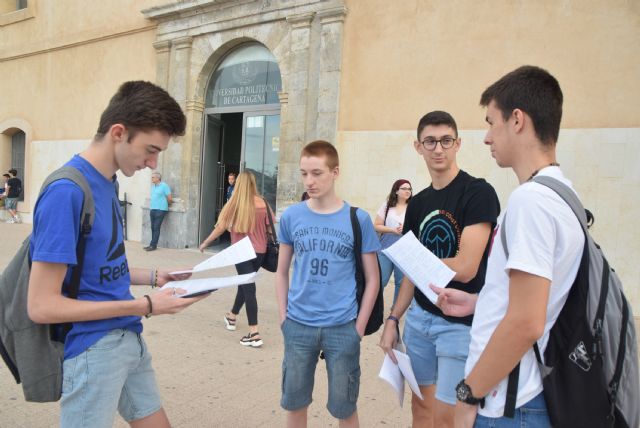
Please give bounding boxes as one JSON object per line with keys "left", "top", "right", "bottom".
{"left": 403, "top": 170, "right": 500, "bottom": 326}
{"left": 7, "top": 177, "right": 21, "bottom": 198}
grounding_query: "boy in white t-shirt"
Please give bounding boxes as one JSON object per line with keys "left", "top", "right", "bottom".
{"left": 432, "top": 66, "right": 584, "bottom": 428}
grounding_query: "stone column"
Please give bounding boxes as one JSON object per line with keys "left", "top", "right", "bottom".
{"left": 280, "top": 13, "right": 314, "bottom": 210}
{"left": 153, "top": 40, "right": 171, "bottom": 90}
{"left": 317, "top": 6, "right": 347, "bottom": 143}
{"left": 165, "top": 36, "right": 193, "bottom": 190}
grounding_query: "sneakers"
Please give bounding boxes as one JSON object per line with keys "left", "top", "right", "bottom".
{"left": 224, "top": 314, "right": 236, "bottom": 331}
{"left": 5, "top": 219, "right": 15, "bottom": 224}
{"left": 240, "top": 332, "right": 263, "bottom": 348}
{"left": 143, "top": 246, "right": 157, "bottom": 251}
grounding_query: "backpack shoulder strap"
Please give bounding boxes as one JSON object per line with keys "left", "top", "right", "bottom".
{"left": 40, "top": 166, "right": 95, "bottom": 235}
{"left": 500, "top": 176, "right": 587, "bottom": 257}
{"left": 532, "top": 176, "right": 588, "bottom": 232}
{"left": 350, "top": 207, "right": 365, "bottom": 294}
{"left": 350, "top": 206, "right": 362, "bottom": 257}
{"left": 37, "top": 166, "right": 95, "bottom": 301}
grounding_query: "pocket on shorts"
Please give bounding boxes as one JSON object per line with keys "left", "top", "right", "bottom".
{"left": 351, "top": 322, "right": 362, "bottom": 342}
{"left": 62, "top": 357, "right": 77, "bottom": 395}
{"left": 280, "top": 318, "right": 288, "bottom": 332}
{"left": 88, "top": 329, "right": 126, "bottom": 351}
{"left": 348, "top": 367, "right": 361, "bottom": 403}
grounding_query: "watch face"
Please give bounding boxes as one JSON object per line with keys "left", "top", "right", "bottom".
{"left": 456, "top": 382, "right": 470, "bottom": 402}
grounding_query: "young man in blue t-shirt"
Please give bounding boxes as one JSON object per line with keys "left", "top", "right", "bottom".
{"left": 27, "top": 81, "right": 209, "bottom": 428}
{"left": 276, "top": 140, "right": 381, "bottom": 427}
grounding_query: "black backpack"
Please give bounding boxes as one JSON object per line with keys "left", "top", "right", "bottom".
{"left": 0, "top": 166, "right": 94, "bottom": 402}
{"left": 502, "top": 176, "right": 639, "bottom": 428}
{"left": 351, "top": 206, "right": 384, "bottom": 336}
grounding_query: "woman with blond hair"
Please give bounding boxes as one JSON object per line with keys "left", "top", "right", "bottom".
{"left": 199, "top": 171, "right": 273, "bottom": 347}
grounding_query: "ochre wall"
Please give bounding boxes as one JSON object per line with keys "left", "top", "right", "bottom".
{"left": 0, "top": 0, "right": 163, "bottom": 140}
{"left": 339, "top": 0, "right": 640, "bottom": 131}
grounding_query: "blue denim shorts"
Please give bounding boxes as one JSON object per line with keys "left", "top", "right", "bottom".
{"left": 60, "top": 329, "right": 162, "bottom": 428}
{"left": 280, "top": 318, "right": 361, "bottom": 419}
{"left": 474, "top": 393, "right": 551, "bottom": 428}
{"left": 403, "top": 302, "right": 471, "bottom": 405}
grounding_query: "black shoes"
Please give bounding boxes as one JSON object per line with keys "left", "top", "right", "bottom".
{"left": 143, "top": 246, "right": 157, "bottom": 251}
{"left": 240, "top": 332, "right": 263, "bottom": 348}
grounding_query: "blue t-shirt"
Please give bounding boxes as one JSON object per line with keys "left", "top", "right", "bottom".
{"left": 30, "top": 155, "right": 142, "bottom": 360}
{"left": 279, "top": 201, "right": 380, "bottom": 327}
{"left": 150, "top": 182, "right": 171, "bottom": 211}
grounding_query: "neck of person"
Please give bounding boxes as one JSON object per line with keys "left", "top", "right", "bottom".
{"left": 81, "top": 142, "right": 118, "bottom": 180}
{"left": 430, "top": 164, "right": 460, "bottom": 190}
{"left": 514, "top": 146, "right": 557, "bottom": 184}
{"left": 395, "top": 198, "right": 409, "bottom": 208}
{"left": 307, "top": 192, "right": 343, "bottom": 214}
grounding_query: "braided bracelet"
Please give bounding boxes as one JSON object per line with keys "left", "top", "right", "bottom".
{"left": 143, "top": 295, "right": 153, "bottom": 318}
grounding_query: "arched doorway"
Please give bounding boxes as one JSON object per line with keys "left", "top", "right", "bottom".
{"left": 199, "top": 42, "right": 282, "bottom": 242}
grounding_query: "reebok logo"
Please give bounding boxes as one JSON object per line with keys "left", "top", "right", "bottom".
{"left": 99, "top": 199, "right": 128, "bottom": 284}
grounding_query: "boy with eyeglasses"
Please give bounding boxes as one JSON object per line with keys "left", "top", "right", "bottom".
{"left": 379, "top": 111, "right": 500, "bottom": 428}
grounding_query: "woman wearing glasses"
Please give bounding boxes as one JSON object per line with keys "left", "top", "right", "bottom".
{"left": 374, "top": 179, "right": 413, "bottom": 305}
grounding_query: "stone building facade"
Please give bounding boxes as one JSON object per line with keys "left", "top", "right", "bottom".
{"left": 1, "top": 0, "right": 639, "bottom": 313}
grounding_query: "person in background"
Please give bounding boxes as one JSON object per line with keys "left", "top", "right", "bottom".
{"left": 5, "top": 168, "right": 22, "bottom": 224}
{"left": 144, "top": 171, "right": 172, "bottom": 251}
{"left": 374, "top": 179, "right": 412, "bottom": 305}
{"left": 199, "top": 171, "right": 273, "bottom": 347}
{"left": 225, "top": 172, "right": 237, "bottom": 203}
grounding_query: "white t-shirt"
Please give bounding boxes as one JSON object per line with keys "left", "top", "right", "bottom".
{"left": 465, "top": 167, "right": 584, "bottom": 417}
{"left": 376, "top": 203, "right": 405, "bottom": 229}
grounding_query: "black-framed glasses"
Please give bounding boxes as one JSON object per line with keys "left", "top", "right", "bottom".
{"left": 420, "top": 136, "right": 457, "bottom": 150}
{"left": 399, "top": 186, "right": 412, "bottom": 192}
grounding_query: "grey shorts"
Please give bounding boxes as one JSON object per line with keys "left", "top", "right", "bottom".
{"left": 5, "top": 197, "right": 17, "bottom": 210}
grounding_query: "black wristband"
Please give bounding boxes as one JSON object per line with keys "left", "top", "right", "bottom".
{"left": 143, "top": 295, "right": 153, "bottom": 318}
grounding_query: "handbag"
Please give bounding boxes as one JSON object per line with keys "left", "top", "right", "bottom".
{"left": 261, "top": 199, "right": 279, "bottom": 272}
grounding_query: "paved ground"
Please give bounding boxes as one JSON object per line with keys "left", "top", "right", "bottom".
{"left": 0, "top": 222, "right": 413, "bottom": 427}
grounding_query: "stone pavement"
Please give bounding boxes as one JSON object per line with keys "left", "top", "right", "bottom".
{"left": 0, "top": 222, "right": 412, "bottom": 427}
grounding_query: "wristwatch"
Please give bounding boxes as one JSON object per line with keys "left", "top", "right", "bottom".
{"left": 455, "top": 379, "right": 485, "bottom": 408}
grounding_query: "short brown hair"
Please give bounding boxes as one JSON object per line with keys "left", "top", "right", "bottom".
{"left": 480, "top": 66, "right": 563, "bottom": 146}
{"left": 96, "top": 81, "right": 186, "bottom": 140}
{"left": 300, "top": 140, "right": 339, "bottom": 169}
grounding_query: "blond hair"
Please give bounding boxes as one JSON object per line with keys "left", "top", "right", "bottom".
{"left": 217, "top": 171, "right": 259, "bottom": 233}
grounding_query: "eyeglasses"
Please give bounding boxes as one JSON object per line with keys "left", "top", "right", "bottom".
{"left": 420, "top": 136, "right": 457, "bottom": 150}
{"left": 399, "top": 187, "right": 412, "bottom": 191}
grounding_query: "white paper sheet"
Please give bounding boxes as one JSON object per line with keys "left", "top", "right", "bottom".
{"left": 379, "top": 354, "right": 405, "bottom": 406}
{"left": 378, "top": 348, "right": 424, "bottom": 407}
{"left": 161, "top": 272, "right": 259, "bottom": 297}
{"left": 381, "top": 231, "right": 455, "bottom": 304}
{"left": 170, "top": 237, "right": 256, "bottom": 275}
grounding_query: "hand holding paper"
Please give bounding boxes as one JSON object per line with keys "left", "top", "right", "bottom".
{"left": 170, "top": 237, "right": 256, "bottom": 275}
{"left": 161, "top": 272, "right": 259, "bottom": 297}
{"left": 379, "top": 348, "right": 424, "bottom": 407}
{"left": 381, "top": 231, "right": 455, "bottom": 304}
